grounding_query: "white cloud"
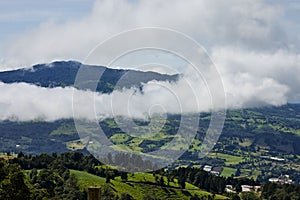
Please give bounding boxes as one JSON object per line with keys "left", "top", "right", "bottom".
{"left": 212, "top": 47, "right": 300, "bottom": 102}
{"left": 0, "top": 63, "right": 289, "bottom": 121}
{"left": 0, "top": 82, "right": 75, "bottom": 121}
{"left": 1, "top": 0, "right": 296, "bottom": 68}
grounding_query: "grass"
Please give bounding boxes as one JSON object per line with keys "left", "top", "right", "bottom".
{"left": 124, "top": 173, "right": 199, "bottom": 190}
{"left": 221, "top": 167, "right": 236, "bottom": 177}
{"left": 71, "top": 170, "right": 106, "bottom": 188}
{"left": 251, "top": 170, "right": 261, "bottom": 180}
{"left": 267, "top": 124, "right": 300, "bottom": 137}
{"left": 66, "top": 139, "right": 85, "bottom": 150}
{"left": 209, "top": 153, "right": 243, "bottom": 165}
{"left": 110, "top": 134, "right": 131, "bottom": 144}
{"left": 50, "top": 123, "right": 76, "bottom": 136}
{"left": 128, "top": 138, "right": 143, "bottom": 152}
{"left": 239, "top": 138, "right": 253, "bottom": 147}
{"left": 71, "top": 170, "right": 228, "bottom": 199}
{"left": 190, "top": 139, "right": 202, "bottom": 152}
{"left": 112, "top": 144, "right": 135, "bottom": 152}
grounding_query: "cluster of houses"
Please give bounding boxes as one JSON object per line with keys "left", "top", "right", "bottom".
{"left": 202, "top": 164, "right": 294, "bottom": 194}
{"left": 203, "top": 164, "right": 263, "bottom": 194}
{"left": 225, "top": 174, "right": 293, "bottom": 194}
{"left": 269, "top": 174, "right": 293, "bottom": 184}
{"left": 225, "top": 184, "right": 261, "bottom": 193}
{"left": 202, "top": 165, "right": 221, "bottom": 176}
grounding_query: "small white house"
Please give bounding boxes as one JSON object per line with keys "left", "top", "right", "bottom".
{"left": 269, "top": 175, "right": 292, "bottom": 184}
{"left": 203, "top": 165, "right": 212, "bottom": 172}
{"left": 241, "top": 185, "right": 252, "bottom": 192}
{"left": 241, "top": 185, "right": 261, "bottom": 192}
{"left": 210, "top": 171, "right": 220, "bottom": 176}
{"left": 225, "top": 185, "right": 236, "bottom": 193}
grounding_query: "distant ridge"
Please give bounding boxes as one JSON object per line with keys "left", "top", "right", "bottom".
{"left": 0, "top": 60, "right": 178, "bottom": 93}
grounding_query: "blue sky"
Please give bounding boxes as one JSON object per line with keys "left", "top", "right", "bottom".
{"left": 0, "top": 0, "right": 94, "bottom": 42}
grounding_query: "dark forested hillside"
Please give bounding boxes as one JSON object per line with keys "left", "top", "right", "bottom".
{"left": 0, "top": 61, "right": 178, "bottom": 93}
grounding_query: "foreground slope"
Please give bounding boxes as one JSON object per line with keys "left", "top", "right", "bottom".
{"left": 71, "top": 170, "right": 228, "bottom": 199}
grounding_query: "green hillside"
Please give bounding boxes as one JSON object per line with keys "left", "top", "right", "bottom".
{"left": 71, "top": 170, "right": 228, "bottom": 200}
{"left": 3, "top": 151, "right": 299, "bottom": 199}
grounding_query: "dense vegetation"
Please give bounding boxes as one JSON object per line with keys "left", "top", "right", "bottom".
{"left": 262, "top": 182, "right": 300, "bottom": 199}
{"left": 0, "top": 152, "right": 228, "bottom": 199}
{"left": 1, "top": 152, "right": 300, "bottom": 199}
{"left": 0, "top": 153, "right": 87, "bottom": 200}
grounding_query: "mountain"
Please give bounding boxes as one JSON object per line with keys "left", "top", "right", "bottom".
{"left": 0, "top": 60, "right": 178, "bottom": 93}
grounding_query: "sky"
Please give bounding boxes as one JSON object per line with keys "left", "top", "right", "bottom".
{"left": 0, "top": 1, "right": 93, "bottom": 42}
{"left": 0, "top": 0, "right": 300, "bottom": 121}
{"left": 1, "top": 0, "right": 299, "bottom": 67}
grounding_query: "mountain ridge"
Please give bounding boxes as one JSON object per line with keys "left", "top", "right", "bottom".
{"left": 0, "top": 60, "right": 178, "bottom": 93}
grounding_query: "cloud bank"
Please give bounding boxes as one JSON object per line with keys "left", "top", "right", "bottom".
{"left": 0, "top": 65, "right": 289, "bottom": 121}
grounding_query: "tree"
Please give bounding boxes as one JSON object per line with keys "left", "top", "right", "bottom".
{"left": 0, "top": 163, "right": 30, "bottom": 200}
{"left": 190, "top": 194, "right": 201, "bottom": 200}
{"left": 36, "top": 169, "right": 57, "bottom": 196}
{"left": 17, "top": 151, "right": 24, "bottom": 158}
{"left": 159, "top": 176, "right": 165, "bottom": 186}
{"left": 143, "top": 194, "right": 157, "bottom": 200}
{"left": 106, "top": 172, "right": 111, "bottom": 183}
{"left": 228, "top": 194, "right": 241, "bottom": 200}
{"left": 121, "top": 172, "right": 128, "bottom": 182}
{"left": 154, "top": 175, "right": 159, "bottom": 183}
{"left": 52, "top": 152, "right": 57, "bottom": 158}
{"left": 167, "top": 174, "right": 173, "bottom": 186}
{"left": 62, "top": 174, "right": 86, "bottom": 200}
{"left": 235, "top": 184, "right": 242, "bottom": 193}
{"left": 100, "top": 185, "right": 117, "bottom": 200}
{"left": 30, "top": 188, "right": 49, "bottom": 200}
{"left": 106, "top": 175, "right": 111, "bottom": 183}
{"left": 29, "top": 168, "right": 38, "bottom": 184}
{"left": 235, "top": 168, "right": 241, "bottom": 176}
{"left": 120, "top": 193, "right": 134, "bottom": 200}
{"left": 178, "top": 177, "right": 186, "bottom": 189}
